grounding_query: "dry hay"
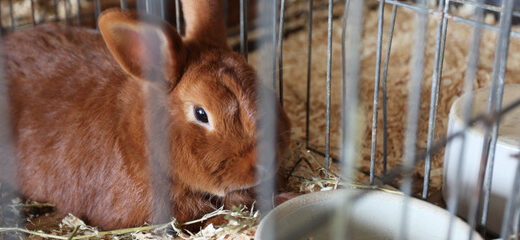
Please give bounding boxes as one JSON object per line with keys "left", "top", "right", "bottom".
{"left": 0, "top": 193, "right": 259, "bottom": 240}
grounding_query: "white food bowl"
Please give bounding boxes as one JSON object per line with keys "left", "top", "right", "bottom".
{"left": 443, "top": 84, "right": 520, "bottom": 234}
{"left": 256, "top": 189, "right": 482, "bottom": 240}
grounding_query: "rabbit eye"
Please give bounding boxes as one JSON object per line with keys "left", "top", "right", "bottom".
{"left": 194, "top": 107, "right": 209, "bottom": 124}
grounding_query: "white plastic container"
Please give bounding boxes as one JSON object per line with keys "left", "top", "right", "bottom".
{"left": 443, "top": 84, "right": 520, "bottom": 234}
{"left": 256, "top": 189, "right": 482, "bottom": 240}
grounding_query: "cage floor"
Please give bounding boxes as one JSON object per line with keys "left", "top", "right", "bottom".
{"left": 249, "top": 1, "right": 520, "bottom": 200}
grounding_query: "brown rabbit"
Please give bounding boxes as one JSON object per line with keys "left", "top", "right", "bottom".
{"left": 2, "top": 0, "right": 291, "bottom": 231}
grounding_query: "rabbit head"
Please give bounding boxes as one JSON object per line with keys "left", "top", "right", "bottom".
{"left": 98, "top": 1, "right": 291, "bottom": 197}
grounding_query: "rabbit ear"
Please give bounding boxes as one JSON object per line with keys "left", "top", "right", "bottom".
{"left": 180, "top": 0, "right": 228, "bottom": 48}
{"left": 99, "top": 9, "right": 186, "bottom": 85}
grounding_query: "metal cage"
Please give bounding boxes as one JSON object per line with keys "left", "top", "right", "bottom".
{"left": 1, "top": 0, "right": 520, "bottom": 239}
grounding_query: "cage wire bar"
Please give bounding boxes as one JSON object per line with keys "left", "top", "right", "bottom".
{"left": 94, "top": 0, "right": 100, "bottom": 28}
{"left": 77, "top": 0, "right": 82, "bottom": 26}
{"left": 66, "top": 0, "right": 73, "bottom": 25}
{"left": 446, "top": 0, "right": 484, "bottom": 239}
{"left": 240, "top": 0, "right": 248, "bottom": 60}
{"left": 466, "top": 0, "right": 514, "bottom": 238}
{"left": 381, "top": 4, "right": 397, "bottom": 176}
{"left": 368, "top": 0, "right": 385, "bottom": 185}
{"left": 175, "top": 0, "right": 181, "bottom": 33}
{"left": 29, "top": 0, "right": 35, "bottom": 26}
{"left": 272, "top": 0, "right": 277, "bottom": 90}
{"left": 451, "top": 0, "right": 520, "bottom": 19}
{"left": 383, "top": 0, "right": 520, "bottom": 38}
{"left": 52, "top": 0, "right": 58, "bottom": 22}
{"left": 223, "top": 0, "right": 228, "bottom": 28}
{"left": 277, "top": 0, "right": 286, "bottom": 106}
{"left": 304, "top": 0, "right": 313, "bottom": 149}
{"left": 8, "top": 0, "right": 14, "bottom": 30}
{"left": 305, "top": 0, "right": 314, "bottom": 149}
{"left": 255, "top": 1, "right": 278, "bottom": 240}
{"left": 142, "top": 0, "right": 166, "bottom": 20}
{"left": 0, "top": 35, "right": 20, "bottom": 239}
{"left": 323, "top": 0, "right": 334, "bottom": 175}
{"left": 120, "top": 0, "right": 128, "bottom": 10}
{"left": 0, "top": 2, "right": 3, "bottom": 32}
{"left": 133, "top": 3, "right": 175, "bottom": 225}
{"left": 399, "top": 0, "right": 428, "bottom": 239}
{"left": 340, "top": 0, "right": 350, "bottom": 172}
{"left": 422, "top": 0, "right": 449, "bottom": 199}
{"left": 479, "top": 0, "right": 515, "bottom": 231}
{"left": 334, "top": 0, "right": 363, "bottom": 239}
